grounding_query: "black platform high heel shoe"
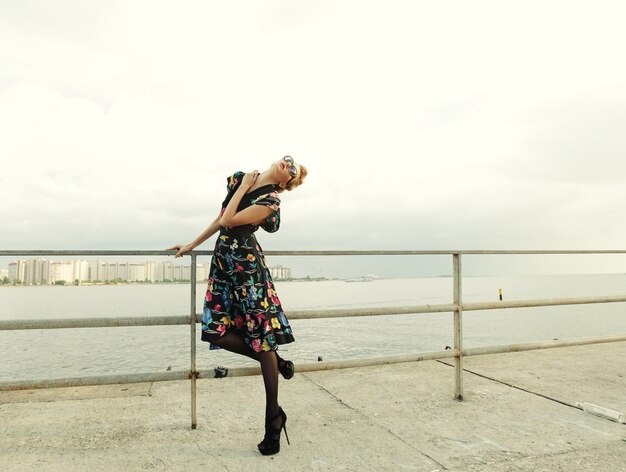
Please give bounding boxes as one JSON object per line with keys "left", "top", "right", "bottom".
{"left": 257, "top": 406, "right": 290, "bottom": 456}
{"left": 276, "top": 352, "right": 295, "bottom": 380}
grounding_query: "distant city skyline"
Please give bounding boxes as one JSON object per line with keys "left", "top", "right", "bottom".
{"left": 2, "top": 253, "right": 625, "bottom": 280}
{"left": 2, "top": 258, "right": 292, "bottom": 284}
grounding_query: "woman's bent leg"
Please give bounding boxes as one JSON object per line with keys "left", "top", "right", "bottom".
{"left": 207, "top": 332, "right": 261, "bottom": 362}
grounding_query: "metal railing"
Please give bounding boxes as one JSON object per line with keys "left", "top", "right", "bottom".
{"left": 1, "top": 249, "right": 626, "bottom": 429}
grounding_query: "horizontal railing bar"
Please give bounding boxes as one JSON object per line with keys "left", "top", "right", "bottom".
{"left": 0, "top": 316, "right": 192, "bottom": 330}
{"left": 0, "top": 306, "right": 456, "bottom": 330}
{"left": 261, "top": 250, "right": 626, "bottom": 255}
{"left": 463, "top": 295, "right": 626, "bottom": 311}
{"left": 196, "top": 349, "right": 458, "bottom": 379}
{"left": 0, "top": 250, "right": 198, "bottom": 256}
{"left": 463, "top": 334, "right": 626, "bottom": 356}
{"left": 287, "top": 296, "right": 626, "bottom": 316}
{"left": 283, "top": 304, "right": 458, "bottom": 319}
{"left": 2, "top": 294, "right": 626, "bottom": 330}
{"left": 2, "top": 249, "right": 626, "bottom": 257}
{"left": 0, "top": 350, "right": 460, "bottom": 390}
{"left": 3, "top": 334, "right": 624, "bottom": 391}
{"left": 0, "top": 370, "right": 190, "bottom": 391}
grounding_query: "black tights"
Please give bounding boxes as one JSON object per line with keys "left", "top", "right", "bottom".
{"left": 208, "top": 332, "right": 280, "bottom": 420}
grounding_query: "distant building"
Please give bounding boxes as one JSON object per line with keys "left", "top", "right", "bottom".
{"left": 49, "top": 260, "right": 74, "bottom": 284}
{"left": 196, "top": 264, "right": 209, "bottom": 282}
{"left": 270, "top": 265, "right": 291, "bottom": 280}
{"left": 8, "top": 260, "right": 27, "bottom": 283}
{"left": 76, "top": 260, "right": 89, "bottom": 282}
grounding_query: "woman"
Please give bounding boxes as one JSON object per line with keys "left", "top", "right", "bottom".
{"left": 167, "top": 155, "right": 308, "bottom": 456}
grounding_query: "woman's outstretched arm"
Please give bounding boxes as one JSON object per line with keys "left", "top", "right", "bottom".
{"left": 188, "top": 215, "right": 222, "bottom": 248}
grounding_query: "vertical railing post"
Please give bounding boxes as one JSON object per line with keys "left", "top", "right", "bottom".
{"left": 190, "top": 253, "right": 198, "bottom": 429}
{"left": 453, "top": 253, "right": 464, "bottom": 400}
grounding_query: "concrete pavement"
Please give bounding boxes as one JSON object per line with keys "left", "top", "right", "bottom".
{"left": 1, "top": 342, "right": 625, "bottom": 471}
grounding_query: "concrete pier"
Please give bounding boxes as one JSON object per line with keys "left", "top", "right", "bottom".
{"left": 1, "top": 341, "right": 625, "bottom": 471}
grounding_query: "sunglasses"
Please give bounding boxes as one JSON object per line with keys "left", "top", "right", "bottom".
{"left": 283, "top": 155, "right": 298, "bottom": 181}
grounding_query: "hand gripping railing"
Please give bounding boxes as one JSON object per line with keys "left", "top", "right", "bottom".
{"left": 1, "top": 249, "right": 626, "bottom": 429}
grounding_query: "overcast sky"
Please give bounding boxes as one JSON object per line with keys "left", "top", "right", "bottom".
{"left": 1, "top": 0, "right": 625, "bottom": 276}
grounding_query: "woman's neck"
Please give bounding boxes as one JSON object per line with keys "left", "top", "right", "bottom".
{"left": 252, "top": 169, "right": 278, "bottom": 188}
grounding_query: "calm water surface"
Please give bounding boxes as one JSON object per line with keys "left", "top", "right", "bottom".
{"left": 1, "top": 274, "right": 625, "bottom": 380}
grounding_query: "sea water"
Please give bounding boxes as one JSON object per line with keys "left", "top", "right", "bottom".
{"left": 0, "top": 274, "right": 625, "bottom": 381}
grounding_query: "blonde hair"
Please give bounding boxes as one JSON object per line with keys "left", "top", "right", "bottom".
{"left": 277, "top": 163, "right": 308, "bottom": 193}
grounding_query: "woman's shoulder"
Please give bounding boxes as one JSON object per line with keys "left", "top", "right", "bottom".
{"left": 226, "top": 171, "right": 245, "bottom": 191}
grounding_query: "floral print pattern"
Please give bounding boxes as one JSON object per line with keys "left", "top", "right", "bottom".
{"left": 201, "top": 171, "right": 295, "bottom": 352}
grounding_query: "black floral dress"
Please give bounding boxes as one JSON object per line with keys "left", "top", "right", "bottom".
{"left": 201, "top": 171, "right": 295, "bottom": 352}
